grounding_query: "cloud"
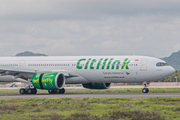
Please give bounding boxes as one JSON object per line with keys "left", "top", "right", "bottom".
{"left": 0, "top": 0, "right": 180, "bottom": 57}
{"left": 1, "top": 0, "right": 180, "bottom": 21}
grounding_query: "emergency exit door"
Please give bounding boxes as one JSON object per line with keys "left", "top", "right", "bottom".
{"left": 19, "top": 61, "right": 26, "bottom": 68}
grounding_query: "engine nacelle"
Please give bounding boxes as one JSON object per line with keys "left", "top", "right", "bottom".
{"left": 82, "top": 83, "right": 111, "bottom": 89}
{"left": 32, "top": 72, "right": 65, "bottom": 90}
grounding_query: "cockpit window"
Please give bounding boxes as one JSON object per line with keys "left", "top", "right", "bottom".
{"left": 156, "top": 62, "right": 169, "bottom": 66}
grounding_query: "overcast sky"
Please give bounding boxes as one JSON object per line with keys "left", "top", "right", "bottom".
{"left": 0, "top": 0, "right": 180, "bottom": 57}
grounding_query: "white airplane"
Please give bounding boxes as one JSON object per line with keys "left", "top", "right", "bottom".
{"left": 0, "top": 55, "right": 175, "bottom": 94}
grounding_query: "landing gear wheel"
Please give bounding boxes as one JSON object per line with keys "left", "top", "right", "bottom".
{"left": 28, "top": 89, "right": 32, "bottom": 94}
{"left": 49, "top": 88, "right": 65, "bottom": 94}
{"left": 56, "top": 88, "right": 65, "bottom": 94}
{"left": 48, "top": 90, "right": 56, "bottom": 94}
{"left": 48, "top": 90, "right": 52, "bottom": 94}
{"left": 19, "top": 88, "right": 37, "bottom": 95}
{"left": 56, "top": 89, "right": 61, "bottom": 94}
{"left": 142, "top": 88, "right": 149, "bottom": 93}
{"left": 61, "top": 88, "right": 65, "bottom": 94}
{"left": 19, "top": 88, "right": 25, "bottom": 95}
{"left": 24, "top": 89, "right": 28, "bottom": 94}
{"left": 32, "top": 88, "right": 37, "bottom": 94}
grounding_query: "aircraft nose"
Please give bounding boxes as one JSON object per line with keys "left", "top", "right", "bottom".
{"left": 165, "top": 66, "right": 175, "bottom": 76}
{"left": 170, "top": 66, "right": 175, "bottom": 74}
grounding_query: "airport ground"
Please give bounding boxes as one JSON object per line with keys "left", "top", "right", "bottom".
{"left": 1, "top": 86, "right": 180, "bottom": 95}
{"left": 0, "top": 97, "right": 179, "bottom": 120}
{"left": 0, "top": 87, "right": 180, "bottom": 119}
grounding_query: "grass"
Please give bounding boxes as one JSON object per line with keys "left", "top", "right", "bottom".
{"left": 0, "top": 87, "right": 179, "bottom": 119}
{"left": 1, "top": 87, "right": 180, "bottom": 94}
{"left": 0, "top": 97, "right": 180, "bottom": 119}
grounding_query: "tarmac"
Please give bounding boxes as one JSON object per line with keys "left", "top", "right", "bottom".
{"left": 0, "top": 93, "right": 180, "bottom": 99}
{"left": 1, "top": 85, "right": 180, "bottom": 89}
{"left": 0, "top": 86, "right": 180, "bottom": 99}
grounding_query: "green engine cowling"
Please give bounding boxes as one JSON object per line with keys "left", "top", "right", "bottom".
{"left": 82, "top": 83, "right": 111, "bottom": 89}
{"left": 32, "top": 72, "right": 65, "bottom": 90}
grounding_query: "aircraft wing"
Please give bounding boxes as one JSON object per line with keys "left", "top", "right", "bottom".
{"left": 0, "top": 67, "right": 36, "bottom": 80}
{"left": 0, "top": 67, "right": 78, "bottom": 81}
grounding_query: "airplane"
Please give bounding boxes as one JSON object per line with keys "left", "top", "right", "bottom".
{"left": 0, "top": 55, "right": 175, "bottom": 95}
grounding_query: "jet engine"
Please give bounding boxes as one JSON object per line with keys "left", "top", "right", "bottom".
{"left": 32, "top": 72, "right": 65, "bottom": 90}
{"left": 82, "top": 83, "right": 111, "bottom": 89}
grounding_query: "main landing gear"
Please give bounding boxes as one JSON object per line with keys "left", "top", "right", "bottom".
{"left": 19, "top": 88, "right": 66, "bottom": 95}
{"left": 142, "top": 81, "right": 149, "bottom": 93}
{"left": 19, "top": 88, "right": 37, "bottom": 95}
{"left": 19, "top": 79, "right": 65, "bottom": 95}
{"left": 19, "top": 78, "right": 37, "bottom": 95}
{"left": 48, "top": 88, "right": 65, "bottom": 94}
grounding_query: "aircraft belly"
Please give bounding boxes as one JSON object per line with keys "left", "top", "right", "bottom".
{"left": 81, "top": 71, "right": 98, "bottom": 82}
{"left": 65, "top": 76, "right": 89, "bottom": 84}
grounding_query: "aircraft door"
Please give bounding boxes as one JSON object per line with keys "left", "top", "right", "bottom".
{"left": 140, "top": 59, "right": 148, "bottom": 71}
{"left": 19, "top": 61, "right": 26, "bottom": 68}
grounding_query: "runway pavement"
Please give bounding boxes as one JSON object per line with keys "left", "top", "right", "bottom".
{"left": 1, "top": 86, "right": 180, "bottom": 89}
{"left": 0, "top": 93, "right": 180, "bottom": 99}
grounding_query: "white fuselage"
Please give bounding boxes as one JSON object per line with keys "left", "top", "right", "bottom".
{"left": 0, "top": 56, "right": 175, "bottom": 84}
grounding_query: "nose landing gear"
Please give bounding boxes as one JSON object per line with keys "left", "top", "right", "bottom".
{"left": 142, "top": 88, "right": 149, "bottom": 93}
{"left": 142, "top": 81, "right": 149, "bottom": 93}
